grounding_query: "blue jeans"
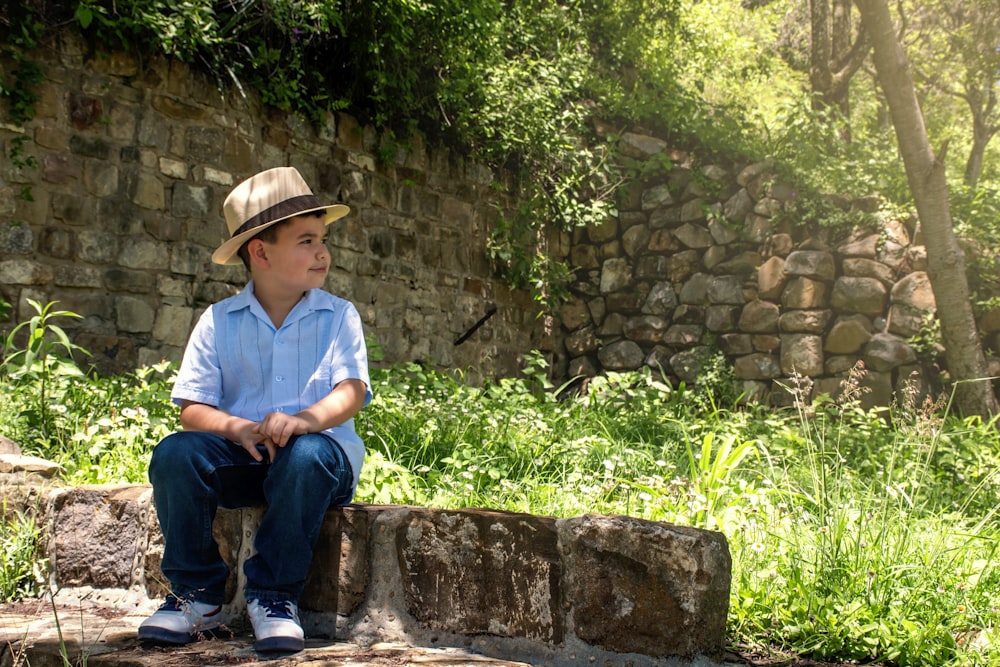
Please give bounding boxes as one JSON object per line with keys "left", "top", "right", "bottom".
{"left": 149, "top": 431, "right": 354, "bottom": 605}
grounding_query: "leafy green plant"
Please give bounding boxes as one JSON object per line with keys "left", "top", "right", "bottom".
{"left": 908, "top": 312, "right": 944, "bottom": 364}
{"left": 0, "top": 2, "right": 43, "bottom": 125}
{"left": 0, "top": 500, "right": 44, "bottom": 602}
{"left": 1, "top": 300, "right": 89, "bottom": 439}
{"left": 683, "top": 432, "right": 759, "bottom": 530}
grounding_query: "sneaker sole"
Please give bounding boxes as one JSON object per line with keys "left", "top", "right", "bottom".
{"left": 254, "top": 635, "right": 305, "bottom": 653}
{"left": 138, "top": 625, "right": 222, "bottom": 645}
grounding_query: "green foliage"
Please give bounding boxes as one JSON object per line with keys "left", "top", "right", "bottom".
{"left": 731, "top": 367, "right": 1000, "bottom": 666}
{"left": 0, "top": 301, "right": 176, "bottom": 482}
{"left": 0, "top": 501, "right": 44, "bottom": 602}
{"left": 74, "top": 0, "right": 220, "bottom": 60}
{"left": 908, "top": 312, "right": 944, "bottom": 365}
{"left": 2, "top": 300, "right": 89, "bottom": 439}
{"left": 0, "top": 1, "right": 43, "bottom": 125}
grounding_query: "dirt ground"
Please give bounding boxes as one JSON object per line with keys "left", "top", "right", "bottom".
{"left": 2, "top": 599, "right": 882, "bottom": 667}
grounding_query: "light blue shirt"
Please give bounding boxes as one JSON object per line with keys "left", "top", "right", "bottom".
{"left": 171, "top": 281, "right": 372, "bottom": 494}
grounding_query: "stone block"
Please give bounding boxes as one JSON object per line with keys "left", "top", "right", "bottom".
{"left": 779, "top": 309, "right": 831, "bottom": 334}
{"left": 53, "top": 264, "right": 101, "bottom": 288}
{"left": 84, "top": 161, "right": 119, "bottom": 197}
{"left": 0, "top": 259, "right": 53, "bottom": 286}
{"left": 562, "top": 514, "right": 730, "bottom": 658}
{"left": 706, "top": 305, "right": 739, "bottom": 332}
{"left": 152, "top": 304, "right": 194, "bottom": 346}
{"left": 831, "top": 276, "right": 887, "bottom": 315}
{"left": 734, "top": 352, "right": 781, "bottom": 380}
{"left": 599, "top": 339, "right": 644, "bottom": 370}
{"left": 671, "top": 346, "right": 713, "bottom": 383}
{"left": 780, "top": 333, "right": 824, "bottom": 377}
{"left": 0, "top": 222, "right": 34, "bottom": 254}
{"left": 170, "top": 182, "right": 213, "bottom": 218}
{"left": 783, "top": 249, "right": 835, "bottom": 281}
{"left": 78, "top": 230, "right": 121, "bottom": 263}
{"left": 600, "top": 257, "right": 632, "bottom": 294}
{"left": 69, "top": 134, "right": 111, "bottom": 159}
{"left": 40, "top": 227, "right": 74, "bottom": 259}
{"left": 41, "top": 152, "right": 79, "bottom": 184}
{"left": 130, "top": 172, "right": 166, "bottom": 210}
{"left": 49, "top": 486, "right": 149, "bottom": 589}
{"left": 52, "top": 193, "right": 86, "bottom": 224}
{"left": 624, "top": 315, "right": 669, "bottom": 343}
{"left": 782, "top": 276, "right": 829, "bottom": 310}
{"left": 120, "top": 236, "right": 169, "bottom": 270}
{"left": 397, "top": 508, "right": 562, "bottom": 642}
{"left": 302, "top": 505, "right": 371, "bottom": 615}
{"left": 170, "top": 242, "right": 212, "bottom": 276}
{"left": 105, "top": 268, "right": 156, "bottom": 293}
{"left": 115, "top": 296, "right": 155, "bottom": 333}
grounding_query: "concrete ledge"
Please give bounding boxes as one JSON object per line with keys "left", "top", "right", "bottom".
{"left": 6, "top": 479, "right": 732, "bottom": 666}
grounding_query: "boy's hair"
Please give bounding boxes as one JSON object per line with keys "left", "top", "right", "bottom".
{"left": 235, "top": 210, "right": 325, "bottom": 270}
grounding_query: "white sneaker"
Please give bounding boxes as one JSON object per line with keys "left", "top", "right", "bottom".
{"left": 247, "top": 598, "right": 304, "bottom": 652}
{"left": 138, "top": 594, "right": 222, "bottom": 644}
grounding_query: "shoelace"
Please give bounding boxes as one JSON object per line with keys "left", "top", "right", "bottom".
{"left": 259, "top": 600, "right": 295, "bottom": 619}
{"left": 160, "top": 594, "right": 184, "bottom": 611}
{"left": 159, "top": 594, "right": 220, "bottom": 617}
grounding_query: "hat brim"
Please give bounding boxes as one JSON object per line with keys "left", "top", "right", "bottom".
{"left": 212, "top": 204, "right": 350, "bottom": 266}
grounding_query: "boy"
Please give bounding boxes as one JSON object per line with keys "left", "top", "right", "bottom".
{"left": 138, "top": 166, "right": 371, "bottom": 653}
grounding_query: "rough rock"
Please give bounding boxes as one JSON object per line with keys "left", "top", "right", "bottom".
{"left": 2, "top": 479, "right": 734, "bottom": 667}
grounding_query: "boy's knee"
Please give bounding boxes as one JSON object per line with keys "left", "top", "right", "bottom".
{"left": 150, "top": 432, "right": 203, "bottom": 475}
{"left": 276, "top": 435, "right": 349, "bottom": 478}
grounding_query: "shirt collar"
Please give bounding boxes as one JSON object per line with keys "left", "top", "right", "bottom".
{"left": 231, "top": 281, "right": 334, "bottom": 329}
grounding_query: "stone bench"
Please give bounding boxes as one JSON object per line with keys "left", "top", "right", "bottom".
{"left": 3, "top": 461, "right": 732, "bottom": 666}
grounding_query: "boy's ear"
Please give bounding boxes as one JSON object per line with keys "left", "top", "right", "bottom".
{"left": 247, "top": 238, "right": 269, "bottom": 268}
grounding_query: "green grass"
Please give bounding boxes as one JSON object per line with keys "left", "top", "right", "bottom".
{"left": 3, "top": 306, "right": 1000, "bottom": 664}
{"left": 1, "top": 500, "right": 44, "bottom": 602}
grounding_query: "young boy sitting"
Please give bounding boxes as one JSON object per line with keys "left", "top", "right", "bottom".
{"left": 138, "top": 166, "right": 371, "bottom": 653}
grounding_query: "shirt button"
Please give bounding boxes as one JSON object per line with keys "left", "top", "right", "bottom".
{"left": 275, "top": 375, "right": 285, "bottom": 382}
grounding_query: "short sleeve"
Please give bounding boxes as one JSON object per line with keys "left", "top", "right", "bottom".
{"left": 171, "top": 306, "right": 223, "bottom": 407}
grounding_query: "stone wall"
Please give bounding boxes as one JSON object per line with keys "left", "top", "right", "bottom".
{"left": 0, "top": 32, "right": 540, "bottom": 379}
{"left": 543, "top": 134, "right": 999, "bottom": 407}
{"left": 2, "top": 30, "right": 995, "bottom": 405}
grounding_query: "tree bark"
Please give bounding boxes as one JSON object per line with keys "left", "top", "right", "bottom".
{"left": 808, "top": 0, "right": 869, "bottom": 141}
{"left": 963, "top": 91, "right": 997, "bottom": 188}
{"left": 855, "top": 0, "right": 998, "bottom": 418}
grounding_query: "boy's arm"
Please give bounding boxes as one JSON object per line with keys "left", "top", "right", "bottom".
{"left": 179, "top": 400, "right": 269, "bottom": 461}
{"left": 255, "top": 378, "right": 368, "bottom": 453}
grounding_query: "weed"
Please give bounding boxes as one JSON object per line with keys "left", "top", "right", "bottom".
{"left": 0, "top": 500, "right": 45, "bottom": 602}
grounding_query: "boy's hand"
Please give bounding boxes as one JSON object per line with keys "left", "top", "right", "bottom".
{"left": 233, "top": 421, "right": 270, "bottom": 462}
{"left": 254, "top": 412, "right": 312, "bottom": 458}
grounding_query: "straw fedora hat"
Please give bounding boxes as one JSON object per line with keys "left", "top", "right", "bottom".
{"left": 212, "top": 166, "right": 349, "bottom": 265}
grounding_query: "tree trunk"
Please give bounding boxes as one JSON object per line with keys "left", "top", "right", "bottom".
{"left": 963, "top": 109, "right": 995, "bottom": 188}
{"left": 810, "top": 0, "right": 833, "bottom": 110}
{"left": 809, "top": 0, "right": 869, "bottom": 141}
{"left": 855, "top": 0, "right": 998, "bottom": 419}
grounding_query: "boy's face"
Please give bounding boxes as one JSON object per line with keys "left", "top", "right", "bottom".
{"left": 254, "top": 214, "right": 330, "bottom": 292}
